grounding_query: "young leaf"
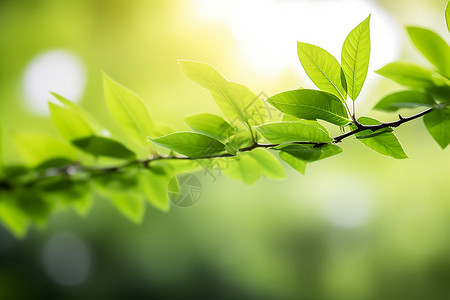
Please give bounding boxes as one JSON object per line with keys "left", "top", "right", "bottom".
{"left": 222, "top": 154, "right": 261, "bottom": 185}
{"left": 247, "top": 148, "right": 285, "bottom": 179}
{"left": 374, "top": 91, "right": 435, "bottom": 112}
{"left": 111, "top": 194, "right": 145, "bottom": 224}
{"left": 423, "top": 107, "right": 450, "bottom": 149}
{"left": 139, "top": 167, "right": 172, "bottom": 212}
{"left": 178, "top": 60, "right": 267, "bottom": 125}
{"left": 254, "top": 121, "right": 332, "bottom": 144}
{"left": 282, "top": 115, "right": 328, "bottom": 132}
{"left": 0, "top": 194, "right": 30, "bottom": 238}
{"left": 49, "top": 102, "right": 98, "bottom": 141}
{"left": 185, "top": 113, "right": 236, "bottom": 140}
{"left": 224, "top": 141, "right": 239, "bottom": 155}
{"left": 14, "top": 133, "right": 77, "bottom": 167}
{"left": 341, "top": 15, "right": 371, "bottom": 101}
{"left": 297, "top": 42, "right": 347, "bottom": 101}
{"left": 375, "top": 62, "right": 437, "bottom": 88}
{"left": 275, "top": 144, "right": 342, "bottom": 162}
{"left": 279, "top": 152, "right": 306, "bottom": 175}
{"left": 151, "top": 132, "right": 225, "bottom": 158}
{"left": 351, "top": 117, "right": 408, "bottom": 159}
{"left": 72, "top": 136, "right": 136, "bottom": 159}
{"left": 267, "top": 89, "right": 351, "bottom": 126}
{"left": 103, "top": 74, "right": 156, "bottom": 144}
{"left": 407, "top": 27, "right": 450, "bottom": 78}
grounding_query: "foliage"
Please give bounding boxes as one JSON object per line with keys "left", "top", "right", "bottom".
{"left": 1, "top": 2, "right": 450, "bottom": 238}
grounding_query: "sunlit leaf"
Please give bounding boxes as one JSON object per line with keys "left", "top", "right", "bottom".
{"left": 254, "top": 121, "right": 332, "bottom": 144}
{"left": 423, "top": 107, "right": 450, "bottom": 149}
{"left": 374, "top": 90, "right": 435, "bottom": 112}
{"left": 139, "top": 167, "right": 172, "bottom": 212}
{"left": 72, "top": 136, "right": 136, "bottom": 159}
{"left": 111, "top": 194, "right": 145, "bottom": 224}
{"left": 279, "top": 152, "right": 306, "bottom": 175}
{"left": 0, "top": 194, "right": 29, "bottom": 238}
{"left": 103, "top": 73, "right": 156, "bottom": 144}
{"left": 351, "top": 117, "right": 408, "bottom": 159}
{"left": 375, "top": 62, "right": 439, "bottom": 88}
{"left": 151, "top": 132, "right": 225, "bottom": 158}
{"left": 222, "top": 154, "right": 260, "bottom": 185}
{"left": 297, "top": 42, "right": 347, "bottom": 101}
{"left": 267, "top": 89, "right": 351, "bottom": 126}
{"left": 407, "top": 27, "right": 450, "bottom": 78}
{"left": 247, "top": 148, "right": 285, "bottom": 179}
{"left": 185, "top": 113, "right": 236, "bottom": 140}
{"left": 275, "top": 143, "right": 342, "bottom": 162}
{"left": 341, "top": 15, "right": 371, "bottom": 100}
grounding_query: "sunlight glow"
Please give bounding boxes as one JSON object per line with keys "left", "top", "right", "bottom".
{"left": 22, "top": 49, "right": 86, "bottom": 115}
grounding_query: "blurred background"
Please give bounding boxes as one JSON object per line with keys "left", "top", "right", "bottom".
{"left": 1, "top": 0, "right": 450, "bottom": 299}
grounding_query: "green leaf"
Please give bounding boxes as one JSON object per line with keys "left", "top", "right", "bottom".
{"left": 254, "top": 121, "right": 332, "bottom": 144}
{"left": 185, "top": 113, "right": 236, "bottom": 140}
{"left": 247, "top": 148, "right": 285, "bottom": 179}
{"left": 72, "top": 136, "right": 136, "bottom": 159}
{"left": 281, "top": 115, "right": 328, "bottom": 132}
{"left": 275, "top": 144, "right": 342, "bottom": 162}
{"left": 423, "top": 107, "right": 450, "bottom": 149}
{"left": 151, "top": 132, "right": 225, "bottom": 158}
{"left": 103, "top": 73, "right": 156, "bottom": 144}
{"left": 446, "top": 1, "right": 450, "bottom": 33}
{"left": 14, "top": 189, "right": 53, "bottom": 223}
{"left": 178, "top": 60, "right": 267, "bottom": 125}
{"left": 427, "top": 85, "right": 450, "bottom": 103}
{"left": 0, "top": 194, "right": 29, "bottom": 238}
{"left": 351, "top": 117, "right": 408, "bottom": 159}
{"left": 222, "top": 154, "right": 261, "bottom": 185}
{"left": 297, "top": 42, "right": 347, "bottom": 101}
{"left": 224, "top": 141, "right": 239, "bottom": 155}
{"left": 341, "top": 15, "right": 371, "bottom": 101}
{"left": 267, "top": 89, "right": 351, "bottom": 126}
{"left": 279, "top": 152, "right": 306, "bottom": 175}
{"left": 407, "top": 27, "right": 450, "bottom": 78}
{"left": 49, "top": 102, "right": 98, "bottom": 141}
{"left": 13, "top": 133, "right": 77, "bottom": 167}
{"left": 111, "top": 194, "right": 145, "bottom": 224}
{"left": 374, "top": 90, "right": 435, "bottom": 112}
{"left": 139, "top": 167, "right": 172, "bottom": 212}
{"left": 375, "top": 62, "right": 438, "bottom": 88}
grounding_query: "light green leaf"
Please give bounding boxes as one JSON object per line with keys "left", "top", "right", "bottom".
{"left": 281, "top": 115, "right": 329, "bottom": 132}
{"left": 103, "top": 73, "right": 156, "bottom": 144}
{"left": 0, "top": 194, "right": 29, "bottom": 238}
{"left": 178, "top": 60, "right": 267, "bottom": 125}
{"left": 247, "top": 148, "right": 285, "bottom": 179}
{"left": 446, "top": 1, "right": 450, "bottom": 33}
{"left": 14, "top": 133, "right": 76, "bottom": 167}
{"left": 279, "top": 152, "right": 306, "bottom": 175}
{"left": 375, "top": 62, "right": 438, "bottom": 88}
{"left": 151, "top": 132, "right": 225, "bottom": 158}
{"left": 351, "top": 117, "right": 408, "bottom": 159}
{"left": 374, "top": 90, "right": 435, "bottom": 112}
{"left": 72, "top": 136, "right": 136, "bottom": 159}
{"left": 254, "top": 121, "right": 332, "bottom": 144}
{"left": 224, "top": 141, "right": 239, "bottom": 155}
{"left": 423, "top": 107, "right": 450, "bottom": 149}
{"left": 275, "top": 144, "right": 342, "bottom": 162}
{"left": 407, "top": 27, "right": 450, "bottom": 78}
{"left": 111, "top": 194, "right": 145, "bottom": 224}
{"left": 139, "top": 167, "right": 172, "bottom": 212}
{"left": 341, "top": 15, "right": 371, "bottom": 101}
{"left": 222, "top": 154, "right": 261, "bottom": 185}
{"left": 267, "top": 89, "right": 351, "bottom": 126}
{"left": 49, "top": 102, "right": 98, "bottom": 141}
{"left": 185, "top": 113, "right": 236, "bottom": 140}
{"left": 297, "top": 42, "right": 347, "bottom": 101}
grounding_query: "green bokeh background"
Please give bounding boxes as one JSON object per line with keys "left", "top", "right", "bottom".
{"left": 1, "top": 0, "right": 450, "bottom": 299}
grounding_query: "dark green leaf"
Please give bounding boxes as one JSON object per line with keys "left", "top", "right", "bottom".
{"left": 407, "top": 27, "right": 450, "bottom": 78}
{"left": 72, "top": 136, "right": 136, "bottom": 159}
{"left": 267, "top": 89, "right": 351, "bottom": 126}
{"left": 297, "top": 42, "right": 347, "bottom": 101}
{"left": 151, "top": 132, "right": 225, "bottom": 158}
{"left": 341, "top": 15, "right": 371, "bottom": 100}
{"left": 374, "top": 91, "right": 435, "bottom": 112}
{"left": 185, "top": 113, "right": 236, "bottom": 140}
{"left": 351, "top": 117, "right": 408, "bottom": 159}
{"left": 224, "top": 141, "right": 239, "bottom": 156}
{"left": 254, "top": 121, "right": 332, "bottom": 144}
{"left": 423, "top": 107, "right": 450, "bottom": 149}
{"left": 375, "top": 62, "right": 438, "bottom": 88}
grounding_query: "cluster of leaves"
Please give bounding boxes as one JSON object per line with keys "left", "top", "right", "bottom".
{"left": 1, "top": 3, "right": 450, "bottom": 238}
